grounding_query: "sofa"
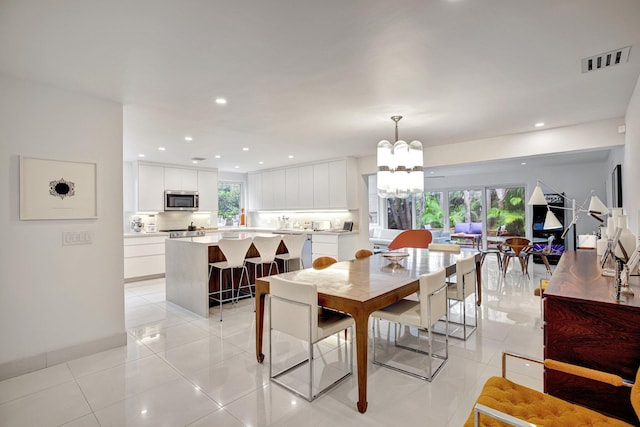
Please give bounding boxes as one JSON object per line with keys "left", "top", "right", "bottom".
{"left": 429, "top": 229, "right": 451, "bottom": 244}
{"left": 450, "top": 222, "right": 482, "bottom": 248}
{"left": 369, "top": 228, "right": 403, "bottom": 250}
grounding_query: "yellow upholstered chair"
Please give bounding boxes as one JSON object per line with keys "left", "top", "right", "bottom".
{"left": 465, "top": 351, "right": 640, "bottom": 426}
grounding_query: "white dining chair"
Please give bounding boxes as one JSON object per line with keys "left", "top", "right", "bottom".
{"left": 269, "top": 276, "right": 354, "bottom": 401}
{"left": 244, "top": 234, "right": 282, "bottom": 283}
{"left": 445, "top": 253, "right": 477, "bottom": 340}
{"left": 371, "top": 268, "right": 449, "bottom": 381}
{"left": 428, "top": 243, "right": 461, "bottom": 253}
{"left": 275, "top": 233, "right": 307, "bottom": 272}
{"left": 208, "top": 237, "right": 252, "bottom": 321}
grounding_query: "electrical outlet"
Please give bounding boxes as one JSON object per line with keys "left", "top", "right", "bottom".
{"left": 62, "top": 231, "right": 93, "bottom": 246}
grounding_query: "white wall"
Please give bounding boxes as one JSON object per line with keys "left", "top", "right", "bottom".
{"left": 0, "top": 75, "right": 125, "bottom": 379}
{"left": 624, "top": 75, "right": 640, "bottom": 235}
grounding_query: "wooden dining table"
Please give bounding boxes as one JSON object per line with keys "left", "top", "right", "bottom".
{"left": 254, "top": 247, "right": 482, "bottom": 413}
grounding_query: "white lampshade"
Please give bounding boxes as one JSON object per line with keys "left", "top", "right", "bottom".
{"left": 528, "top": 185, "right": 548, "bottom": 205}
{"left": 543, "top": 209, "right": 563, "bottom": 230}
{"left": 587, "top": 195, "right": 609, "bottom": 215}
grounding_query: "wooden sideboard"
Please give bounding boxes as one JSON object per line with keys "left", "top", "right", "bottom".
{"left": 544, "top": 251, "right": 640, "bottom": 425}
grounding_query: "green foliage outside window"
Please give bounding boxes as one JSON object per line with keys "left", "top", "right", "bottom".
{"left": 487, "top": 187, "right": 525, "bottom": 236}
{"left": 218, "top": 183, "right": 240, "bottom": 219}
{"left": 418, "top": 192, "right": 444, "bottom": 228}
{"left": 448, "top": 190, "right": 482, "bottom": 226}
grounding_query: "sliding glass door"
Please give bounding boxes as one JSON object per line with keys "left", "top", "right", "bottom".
{"left": 448, "top": 189, "right": 482, "bottom": 228}
{"left": 486, "top": 187, "right": 526, "bottom": 236}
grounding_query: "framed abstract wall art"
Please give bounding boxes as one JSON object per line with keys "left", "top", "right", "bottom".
{"left": 20, "top": 156, "right": 97, "bottom": 220}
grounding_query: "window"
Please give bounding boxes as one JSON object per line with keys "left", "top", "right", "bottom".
{"left": 448, "top": 189, "right": 482, "bottom": 228}
{"left": 486, "top": 187, "right": 526, "bottom": 236}
{"left": 218, "top": 182, "right": 241, "bottom": 226}
{"left": 387, "top": 197, "right": 413, "bottom": 230}
{"left": 416, "top": 191, "right": 444, "bottom": 229}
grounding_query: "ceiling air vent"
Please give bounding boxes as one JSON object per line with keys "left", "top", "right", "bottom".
{"left": 582, "top": 46, "right": 631, "bottom": 73}
{"left": 191, "top": 157, "right": 206, "bottom": 162}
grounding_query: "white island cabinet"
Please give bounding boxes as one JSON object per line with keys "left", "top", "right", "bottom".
{"left": 312, "top": 232, "right": 358, "bottom": 262}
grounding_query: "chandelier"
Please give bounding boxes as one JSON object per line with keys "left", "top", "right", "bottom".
{"left": 376, "top": 116, "right": 424, "bottom": 199}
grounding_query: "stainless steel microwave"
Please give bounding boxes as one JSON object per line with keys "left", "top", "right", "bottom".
{"left": 164, "top": 190, "right": 199, "bottom": 211}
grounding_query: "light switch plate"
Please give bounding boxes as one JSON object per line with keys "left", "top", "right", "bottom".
{"left": 62, "top": 231, "right": 93, "bottom": 246}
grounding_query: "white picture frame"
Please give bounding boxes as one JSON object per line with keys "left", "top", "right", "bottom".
{"left": 20, "top": 156, "right": 97, "bottom": 220}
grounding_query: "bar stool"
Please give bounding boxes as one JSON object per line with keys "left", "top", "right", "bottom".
{"left": 208, "top": 237, "right": 252, "bottom": 321}
{"left": 275, "top": 234, "right": 307, "bottom": 272}
{"left": 244, "top": 235, "right": 282, "bottom": 283}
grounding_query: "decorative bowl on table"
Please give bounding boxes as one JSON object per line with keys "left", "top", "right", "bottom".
{"left": 381, "top": 251, "right": 409, "bottom": 265}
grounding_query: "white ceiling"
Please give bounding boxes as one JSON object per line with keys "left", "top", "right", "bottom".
{"left": 1, "top": 1, "right": 639, "bottom": 173}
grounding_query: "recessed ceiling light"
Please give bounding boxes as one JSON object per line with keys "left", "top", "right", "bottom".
{"left": 234, "top": 165, "right": 240, "bottom": 169}
{"left": 288, "top": 155, "right": 294, "bottom": 159}
{"left": 215, "top": 155, "right": 221, "bottom": 159}
{"left": 138, "top": 154, "right": 145, "bottom": 158}
{"left": 534, "top": 122, "right": 545, "bottom": 128}
{"left": 242, "top": 147, "right": 249, "bottom": 151}
{"left": 521, "top": 162, "right": 527, "bottom": 165}
{"left": 258, "top": 161, "right": 264, "bottom": 165}
{"left": 192, "top": 160, "right": 198, "bottom": 164}
{"left": 185, "top": 136, "right": 193, "bottom": 141}
{"left": 215, "top": 98, "right": 227, "bottom": 105}
{"left": 430, "top": 171, "right": 435, "bottom": 174}
{"left": 158, "top": 147, "right": 166, "bottom": 151}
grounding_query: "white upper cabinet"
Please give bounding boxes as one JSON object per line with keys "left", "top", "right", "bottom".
{"left": 126, "top": 162, "right": 218, "bottom": 213}
{"left": 197, "top": 170, "right": 218, "bottom": 212}
{"left": 313, "top": 162, "right": 330, "bottom": 208}
{"left": 285, "top": 167, "right": 299, "bottom": 209}
{"left": 272, "top": 169, "right": 286, "bottom": 208}
{"left": 137, "top": 164, "right": 165, "bottom": 212}
{"left": 248, "top": 172, "right": 262, "bottom": 210}
{"left": 164, "top": 167, "right": 198, "bottom": 191}
{"left": 329, "top": 159, "right": 357, "bottom": 210}
{"left": 261, "top": 171, "right": 274, "bottom": 210}
{"left": 246, "top": 158, "right": 356, "bottom": 211}
{"left": 298, "top": 165, "right": 314, "bottom": 209}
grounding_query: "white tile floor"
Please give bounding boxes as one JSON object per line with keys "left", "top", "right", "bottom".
{"left": 0, "top": 257, "right": 549, "bottom": 427}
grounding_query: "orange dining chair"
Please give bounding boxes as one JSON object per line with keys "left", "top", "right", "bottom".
{"left": 354, "top": 249, "right": 374, "bottom": 259}
{"left": 312, "top": 256, "right": 337, "bottom": 270}
{"left": 387, "top": 230, "right": 433, "bottom": 250}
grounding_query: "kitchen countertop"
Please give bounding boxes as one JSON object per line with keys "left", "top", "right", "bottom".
{"left": 124, "top": 232, "right": 169, "bottom": 238}
{"left": 209, "top": 228, "right": 359, "bottom": 236}
{"left": 124, "top": 228, "right": 358, "bottom": 238}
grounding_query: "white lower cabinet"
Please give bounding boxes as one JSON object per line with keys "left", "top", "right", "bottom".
{"left": 124, "top": 235, "right": 167, "bottom": 281}
{"left": 311, "top": 233, "right": 358, "bottom": 262}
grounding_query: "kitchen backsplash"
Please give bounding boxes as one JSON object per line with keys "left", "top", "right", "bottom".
{"left": 124, "top": 210, "right": 357, "bottom": 233}
{"left": 248, "top": 211, "right": 357, "bottom": 231}
{"left": 124, "top": 211, "right": 217, "bottom": 233}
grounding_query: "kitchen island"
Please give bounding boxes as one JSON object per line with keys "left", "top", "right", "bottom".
{"left": 165, "top": 232, "right": 272, "bottom": 317}
{"left": 165, "top": 230, "right": 359, "bottom": 317}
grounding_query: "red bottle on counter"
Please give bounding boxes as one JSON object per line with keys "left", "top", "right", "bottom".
{"left": 240, "top": 208, "right": 245, "bottom": 226}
